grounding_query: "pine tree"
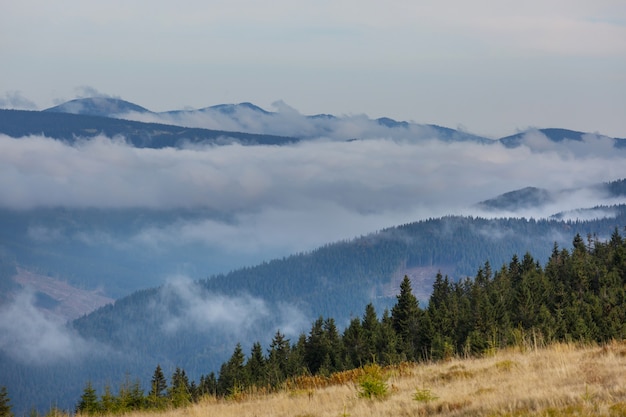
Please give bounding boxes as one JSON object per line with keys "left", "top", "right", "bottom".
{"left": 0, "top": 386, "right": 14, "bottom": 417}
{"left": 76, "top": 381, "right": 100, "bottom": 415}
{"left": 147, "top": 364, "right": 167, "bottom": 409}
{"left": 245, "top": 342, "right": 267, "bottom": 388}
{"left": 217, "top": 343, "right": 248, "bottom": 397}
{"left": 117, "top": 376, "right": 144, "bottom": 411}
{"left": 267, "top": 331, "right": 290, "bottom": 387}
{"left": 342, "top": 317, "right": 364, "bottom": 368}
{"left": 391, "top": 275, "right": 421, "bottom": 360}
{"left": 198, "top": 372, "right": 217, "bottom": 398}
{"left": 99, "top": 385, "right": 117, "bottom": 414}
{"left": 169, "top": 367, "right": 191, "bottom": 407}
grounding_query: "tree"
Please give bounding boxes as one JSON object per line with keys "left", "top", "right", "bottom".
{"left": 198, "top": 372, "right": 217, "bottom": 398}
{"left": 147, "top": 364, "right": 168, "bottom": 409}
{"left": 217, "top": 343, "right": 248, "bottom": 397}
{"left": 99, "top": 385, "right": 117, "bottom": 414}
{"left": 0, "top": 386, "right": 14, "bottom": 417}
{"left": 391, "top": 275, "right": 421, "bottom": 360}
{"left": 76, "top": 381, "right": 100, "bottom": 415}
{"left": 117, "top": 376, "right": 144, "bottom": 411}
{"left": 246, "top": 342, "right": 267, "bottom": 388}
{"left": 169, "top": 367, "right": 191, "bottom": 407}
{"left": 267, "top": 331, "right": 290, "bottom": 387}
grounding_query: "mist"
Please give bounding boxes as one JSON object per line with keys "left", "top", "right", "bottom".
{"left": 119, "top": 102, "right": 472, "bottom": 142}
{"left": 1, "top": 131, "right": 625, "bottom": 266}
{"left": 0, "top": 289, "right": 96, "bottom": 365}
{"left": 155, "top": 276, "right": 310, "bottom": 340}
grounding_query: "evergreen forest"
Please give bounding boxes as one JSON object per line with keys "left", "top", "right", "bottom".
{"left": 66, "top": 229, "right": 626, "bottom": 415}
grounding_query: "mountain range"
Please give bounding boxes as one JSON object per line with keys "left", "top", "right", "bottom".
{"left": 1, "top": 97, "right": 624, "bottom": 147}
{"left": 1, "top": 96, "right": 626, "bottom": 414}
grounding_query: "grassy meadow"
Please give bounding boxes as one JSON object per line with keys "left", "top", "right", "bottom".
{"left": 74, "top": 341, "right": 626, "bottom": 417}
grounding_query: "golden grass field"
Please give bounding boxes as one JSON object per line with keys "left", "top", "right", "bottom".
{"left": 102, "top": 341, "right": 626, "bottom": 417}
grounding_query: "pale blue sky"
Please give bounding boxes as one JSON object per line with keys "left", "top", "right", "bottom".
{"left": 1, "top": 0, "right": 625, "bottom": 137}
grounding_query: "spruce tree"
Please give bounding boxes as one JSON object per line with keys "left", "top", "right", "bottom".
{"left": 267, "top": 331, "right": 290, "bottom": 387}
{"left": 0, "top": 386, "right": 14, "bottom": 417}
{"left": 169, "top": 367, "right": 191, "bottom": 407}
{"left": 76, "top": 381, "right": 100, "bottom": 415}
{"left": 391, "top": 275, "right": 420, "bottom": 360}
{"left": 217, "top": 343, "right": 248, "bottom": 397}
{"left": 148, "top": 364, "right": 167, "bottom": 409}
{"left": 245, "top": 342, "right": 267, "bottom": 388}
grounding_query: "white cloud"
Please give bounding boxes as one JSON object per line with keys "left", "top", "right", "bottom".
{"left": 0, "top": 91, "right": 37, "bottom": 110}
{"left": 0, "top": 290, "right": 93, "bottom": 364}
{"left": 154, "top": 276, "right": 309, "bottom": 339}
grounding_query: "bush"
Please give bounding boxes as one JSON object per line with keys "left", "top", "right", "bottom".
{"left": 413, "top": 387, "right": 438, "bottom": 403}
{"left": 356, "top": 364, "right": 389, "bottom": 400}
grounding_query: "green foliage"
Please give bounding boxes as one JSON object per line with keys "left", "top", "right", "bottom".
{"left": 0, "top": 387, "right": 14, "bottom": 417}
{"left": 147, "top": 364, "right": 168, "bottom": 409}
{"left": 75, "top": 382, "right": 99, "bottom": 415}
{"left": 413, "top": 387, "right": 438, "bottom": 403}
{"left": 356, "top": 364, "right": 389, "bottom": 400}
{"left": 168, "top": 367, "right": 191, "bottom": 408}
{"left": 66, "top": 228, "right": 626, "bottom": 416}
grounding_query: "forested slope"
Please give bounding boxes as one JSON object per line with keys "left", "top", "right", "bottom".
{"left": 4, "top": 208, "right": 626, "bottom": 414}
{"left": 68, "top": 227, "right": 626, "bottom": 415}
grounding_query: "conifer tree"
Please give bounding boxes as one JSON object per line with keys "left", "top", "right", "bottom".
{"left": 169, "top": 367, "right": 191, "bottom": 407}
{"left": 0, "top": 386, "right": 14, "bottom": 417}
{"left": 217, "top": 343, "right": 248, "bottom": 397}
{"left": 99, "top": 385, "right": 116, "bottom": 414}
{"left": 147, "top": 364, "right": 167, "bottom": 409}
{"left": 76, "top": 381, "right": 100, "bottom": 415}
{"left": 245, "top": 342, "right": 267, "bottom": 388}
{"left": 267, "top": 331, "right": 290, "bottom": 387}
{"left": 391, "top": 275, "right": 421, "bottom": 360}
{"left": 342, "top": 317, "right": 364, "bottom": 368}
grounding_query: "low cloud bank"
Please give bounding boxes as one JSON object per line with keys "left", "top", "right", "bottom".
{"left": 0, "top": 289, "right": 96, "bottom": 365}
{"left": 154, "top": 276, "right": 310, "bottom": 339}
{"left": 2, "top": 131, "right": 625, "bottom": 261}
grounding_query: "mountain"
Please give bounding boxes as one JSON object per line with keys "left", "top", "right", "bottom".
{"left": 477, "top": 178, "right": 626, "bottom": 213}
{"left": 44, "top": 97, "right": 151, "bottom": 117}
{"left": 4, "top": 203, "right": 626, "bottom": 414}
{"left": 499, "top": 128, "right": 626, "bottom": 149}
{"left": 477, "top": 186, "right": 554, "bottom": 211}
{"left": 39, "top": 97, "right": 496, "bottom": 143}
{"left": 0, "top": 109, "right": 299, "bottom": 148}
{"left": 38, "top": 97, "right": 626, "bottom": 148}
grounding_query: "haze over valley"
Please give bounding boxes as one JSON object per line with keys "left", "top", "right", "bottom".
{"left": 0, "top": 97, "right": 625, "bottom": 414}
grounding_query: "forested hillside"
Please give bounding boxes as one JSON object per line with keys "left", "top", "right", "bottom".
{"left": 6, "top": 208, "right": 626, "bottom": 414}
{"left": 61, "top": 227, "right": 626, "bottom": 414}
{"left": 0, "top": 110, "right": 298, "bottom": 148}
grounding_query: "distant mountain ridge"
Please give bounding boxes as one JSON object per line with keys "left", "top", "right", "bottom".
{"left": 22, "top": 97, "right": 624, "bottom": 147}
{"left": 0, "top": 109, "right": 299, "bottom": 148}
{"left": 45, "top": 97, "right": 150, "bottom": 117}
{"left": 477, "top": 178, "right": 626, "bottom": 213}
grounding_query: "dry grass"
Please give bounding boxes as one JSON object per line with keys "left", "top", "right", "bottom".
{"left": 104, "top": 341, "right": 626, "bottom": 417}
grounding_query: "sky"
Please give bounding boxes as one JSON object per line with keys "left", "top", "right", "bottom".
{"left": 1, "top": 0, "right": 626, "bottom": 138}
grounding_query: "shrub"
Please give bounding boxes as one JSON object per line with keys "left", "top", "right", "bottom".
{"left": 413, "top": 387, "right": 438, "bottom": 403}
{"left": 356, "top": 364, "right": 389, "bottom": 400}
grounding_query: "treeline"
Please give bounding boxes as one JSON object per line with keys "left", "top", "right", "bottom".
{"left": 75, "top": 229, "right": 626, "bottom": 414}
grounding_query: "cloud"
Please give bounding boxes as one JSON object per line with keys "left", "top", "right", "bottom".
{"left": 0, "top": 289, "right": 94, "bottom": 365}
{"left": 153, "top": 276, "right": 309, "bottom": 339}
{"left": 74, "top": 86, "right": 120, "bottom": 99}
{"left": 122, "top": 103, "right": 438, "bottom": 141}
{"left": 1, "top": 132, "right": 625, "bottom": 264}
{"left": 0, "top": 91, "right": 37, "bottom": 110}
